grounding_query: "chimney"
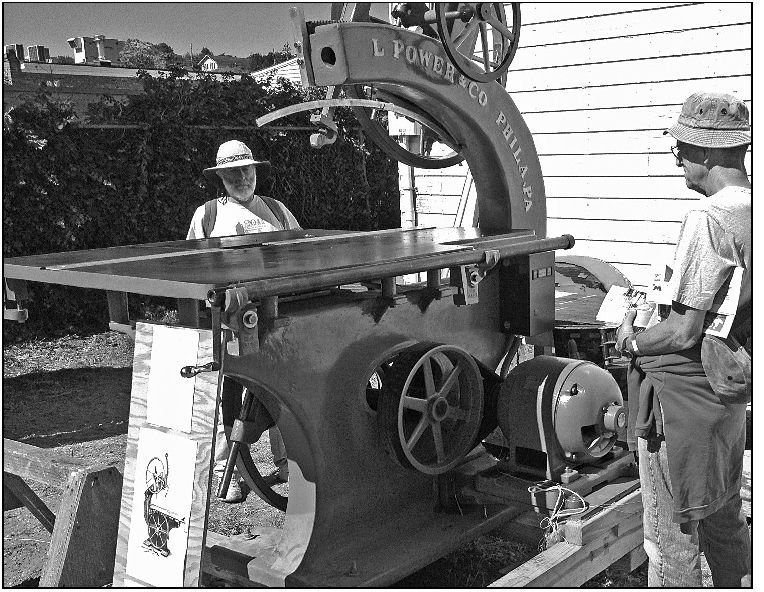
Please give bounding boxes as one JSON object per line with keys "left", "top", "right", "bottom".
{"left": 94, "top": 35, "right": 107, "bottom": 61}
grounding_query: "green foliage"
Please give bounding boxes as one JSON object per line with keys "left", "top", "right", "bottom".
{"left": 119, "top": 38, "right": 180, "bottom": 69}
{"left": 3, "top": 72, "right": 400, "bottom": 337}
{"left": 247, "top": 44, "right": 295, "bottom": 72}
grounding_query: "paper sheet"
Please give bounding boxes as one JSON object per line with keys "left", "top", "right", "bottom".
{"left": 125, "top": 427, "right": 197, "bottom": 587}
{"left": 146, "top": 325, "right": 199, "bottom": 432}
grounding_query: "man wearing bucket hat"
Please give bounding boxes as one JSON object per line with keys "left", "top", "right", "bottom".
{"left": 188, "top": 140, "right": 300, "bottom": 239}
{"left": 615, "top": 93, "right": 751, "bottom": 586}
{"left": 188, "top": 140, "right": 300, "bottom": 502}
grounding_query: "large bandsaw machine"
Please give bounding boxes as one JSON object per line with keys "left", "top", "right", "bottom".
{"left": 4, "top": 5, "right": 630, "bottom": 586}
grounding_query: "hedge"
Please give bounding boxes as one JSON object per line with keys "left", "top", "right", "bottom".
{"left": 3, "top": 68, "right": 400, "bottom": 337}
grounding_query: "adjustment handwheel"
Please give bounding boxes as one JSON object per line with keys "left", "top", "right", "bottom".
{"left": 435, "top": 2, "right": 520, "bottom": 84}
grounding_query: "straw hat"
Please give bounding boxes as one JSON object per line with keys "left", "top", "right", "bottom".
{"left": 203, "top": 140, "right": 271, "bottom": 180}
{"left": 665, "top": 92, "right": 751, "bottom": 148}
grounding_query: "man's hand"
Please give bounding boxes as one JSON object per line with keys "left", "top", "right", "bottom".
{"left": 615, "top": 309, "right": 637, "bottom": 354}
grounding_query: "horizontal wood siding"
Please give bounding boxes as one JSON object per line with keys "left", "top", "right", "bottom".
{"left": 407, "top": 2, "right": 752, "bottom": 289}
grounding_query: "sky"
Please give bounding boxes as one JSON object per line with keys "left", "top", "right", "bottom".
{"left": 2, "top": 2, "right": 389, "bottom": 60}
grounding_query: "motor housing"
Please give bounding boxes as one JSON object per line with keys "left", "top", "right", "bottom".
{"left": 497, "top": 355, "right": 625, "bottom": 481}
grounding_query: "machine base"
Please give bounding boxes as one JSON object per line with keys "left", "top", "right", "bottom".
{"left": 473, "top": 447, "right": 635, "bottom": 512}
{"left": 201, "top": 449, "right": 638, "bottom": 587}
{"left": 203, "top": 497, "right": 528, "bottom": 587}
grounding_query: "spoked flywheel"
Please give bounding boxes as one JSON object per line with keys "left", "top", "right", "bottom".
{"left": 378, "top": 344, "right": 484, "bottom": 474}
{"left": 435, "top": 2, "right": 521, "bottom": 84}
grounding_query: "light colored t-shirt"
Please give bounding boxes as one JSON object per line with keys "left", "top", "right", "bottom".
{"left": 670, "top": 185, "right": 751, "bottom": 311}
{"left": 186, "top": 195, "right": 301, "bottom": 239}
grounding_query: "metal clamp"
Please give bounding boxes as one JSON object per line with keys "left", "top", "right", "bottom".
{"left": 451, "top": 249, "right": 501, "bottom": 306}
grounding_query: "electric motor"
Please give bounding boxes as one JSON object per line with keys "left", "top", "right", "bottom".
{"left": 497, "top": 355, "right": 626, "bottom": 480}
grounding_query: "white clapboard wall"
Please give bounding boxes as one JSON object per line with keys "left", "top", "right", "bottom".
{"left": 403, "top": 3, "right": 752, "bottom": 288}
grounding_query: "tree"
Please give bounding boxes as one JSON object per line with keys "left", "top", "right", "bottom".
{"left": 247, "top": 44, "right": 295, "bottom": 72}
{"left": 119, "top": 39, "right": 180, "bottom": 69}
{"left": 52, "top": 55, "right": 75, "bottom": 65}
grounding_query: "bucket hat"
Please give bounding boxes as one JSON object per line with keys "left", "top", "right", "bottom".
{"left": 665, "top": 92, "right": 751, "bottom": 148}
{"left": 203, "top": 140, "right": 271, "bottom": 180}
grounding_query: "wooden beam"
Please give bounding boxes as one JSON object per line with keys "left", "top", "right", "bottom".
{"left": 106, "top": 290, "right": 130, "bottom": 325}
{"left": 489, "top": 489, "right": 644, "bottom": 588}
{"left": 2, "top": 472, "right": 56, "bottom": 533}
{"left": 563, "top": 481, "right": 641, "bottom": 546}
{"left": 3, "top": 439, "right": 92, "bottom": 488}
{"left": 3, "top": 482, "right": 24, "bottom": 511}
{"left": 41, "top": 466, "right": 123, "bottom": 588}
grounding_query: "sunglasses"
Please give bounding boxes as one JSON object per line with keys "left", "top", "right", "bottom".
{"left": 670, "top": 144, "right": 683, "bottom": 166}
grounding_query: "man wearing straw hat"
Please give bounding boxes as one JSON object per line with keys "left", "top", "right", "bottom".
{"left": 616, "top": 92, "right": 751, "bottom": 586}
{"left": 188, "top": 140, "right": 300, "bottom": 502}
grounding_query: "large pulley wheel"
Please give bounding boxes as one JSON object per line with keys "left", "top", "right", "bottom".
{"left": 221, "top": 378, "right": 288, "bottom": 512}
{"left": 378, "top": 344, "right": 484, "bottom": 474}
{"left": 435, "top": 3, "right": 520, "bottom": 84}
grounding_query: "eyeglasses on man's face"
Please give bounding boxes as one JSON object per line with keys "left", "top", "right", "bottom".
{"left": 671, "top": 144, "right": 683, "bottom": 167}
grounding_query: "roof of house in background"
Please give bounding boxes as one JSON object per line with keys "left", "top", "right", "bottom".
{"left": 197, "top": 53, "right": 249, "bottom": 72}
{"left": 251, "top": 57, "right": 301, "bottom": 86}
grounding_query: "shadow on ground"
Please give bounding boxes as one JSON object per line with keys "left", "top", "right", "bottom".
{"left": 2, "top": 367, "right": 132, "bottom": 447}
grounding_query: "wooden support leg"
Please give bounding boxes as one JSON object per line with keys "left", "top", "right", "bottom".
{"left": 3, "top": 473, "right": 56, "bottom": 532}
{"left": 611, "top": 544, "right": 648, "bottom": 574}
{"left": 40, "top": 466, "right": 123, "bottom": 588}
{"left": 107, "top": 291, "right": 135, "bottom": 337}
{"left": 177, "top": 297, "right": 202, "bottom": 328}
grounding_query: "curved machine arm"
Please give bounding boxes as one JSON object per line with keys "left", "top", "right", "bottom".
{"left": 293, "top": 17, "right": 546, "bottom": 238}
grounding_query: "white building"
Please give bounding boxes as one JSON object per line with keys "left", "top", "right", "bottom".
{"left": 67, "top": 35, "right": 124, "bottom": 65}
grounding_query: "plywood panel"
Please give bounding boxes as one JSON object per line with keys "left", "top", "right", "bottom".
{"left": 548, "top": 218, "right": 681, "bottom": 244}
{"left": 511, "top": 76, "right": 751, "bottom": 114}
{"left": 547, "top": 197, "right": 698, "bottom": 223}
{"left": 518, "top": 3, "right": 751, "bottom": 46}
{"left": 113, "top": 323, "right": 218, "bottom": 587}
{"left": 511, "top": 23, "right": 750, "bottom": 71}
{"left": 507, "top": 50, "right": 751, "bottom": 92}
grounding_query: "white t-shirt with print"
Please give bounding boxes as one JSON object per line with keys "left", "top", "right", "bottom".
{"left": 186, "top": 195, "right": 301, "bottom": 239}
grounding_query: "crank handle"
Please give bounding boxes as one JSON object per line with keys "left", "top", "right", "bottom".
{"left": 180, "top": 361, "right": 220, "bottom": 378}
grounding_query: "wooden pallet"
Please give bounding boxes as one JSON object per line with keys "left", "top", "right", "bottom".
{"left": 3, "top": 438, "right": 123, "bottom": 587}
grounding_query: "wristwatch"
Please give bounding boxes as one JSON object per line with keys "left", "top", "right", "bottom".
{"left": 619, "top": 335, "right": 633, "bottom": 359}
{"left": 630, "top": 335, "right": 640, "bottom": 356}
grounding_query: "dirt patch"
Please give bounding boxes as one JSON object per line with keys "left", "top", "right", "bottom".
{"left": 3, "top": 331, "right": 747, "bottom": 587}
